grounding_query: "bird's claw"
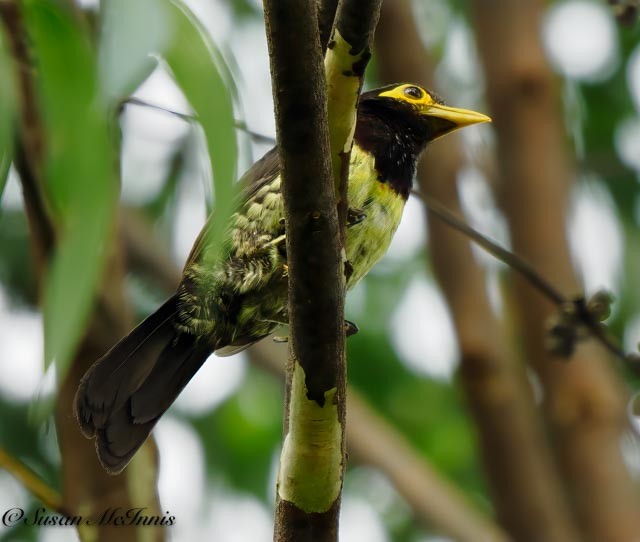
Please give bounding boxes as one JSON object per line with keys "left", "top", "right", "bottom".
{"left": 273, "top": 320, "right": 358, "bottom": 343}
{"left": 345, "top": 320, "right": 359, "bottom": 337}
{"left": 347, "top": 207, "right": 367, "bottom": 227}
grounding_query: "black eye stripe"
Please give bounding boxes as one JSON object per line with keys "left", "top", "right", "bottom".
{"left": 403, "top": 86, "right": 423, "bottom": 99}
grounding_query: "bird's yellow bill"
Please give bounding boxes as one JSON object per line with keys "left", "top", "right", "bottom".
{"left": 422, "top": 104, "right": 491, "bottom": 128}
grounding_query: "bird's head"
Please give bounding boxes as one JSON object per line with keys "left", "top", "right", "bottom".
{"left": 359, "top": 83, "right": 491, "bottom": 143}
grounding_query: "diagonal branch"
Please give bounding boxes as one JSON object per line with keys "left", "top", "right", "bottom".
{"left": 0, "top": 448, "right": 66, "bottom": 515}
{"left": 411, "top": 189, "right": 630, "bottom": 367}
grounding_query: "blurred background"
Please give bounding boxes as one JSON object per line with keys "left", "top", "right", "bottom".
{"left": 1, "top": 0, "right": 640, "bottom": 541}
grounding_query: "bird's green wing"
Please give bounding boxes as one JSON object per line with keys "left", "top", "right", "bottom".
{"left": 183, "top": 147, "right": 281, "bottom": 270}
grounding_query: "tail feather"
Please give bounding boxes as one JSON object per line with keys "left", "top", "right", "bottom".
{"left": 74, "top": 295, "right": 213, "bottom": 474}
{"left": 130, "top": 333, "right": 210, "bottom": 424}
{"left": 95, "top": 408, "right": 157, "bottom": 472}
{"left": 75, "top": 296, "right": 178, "bottom": 435}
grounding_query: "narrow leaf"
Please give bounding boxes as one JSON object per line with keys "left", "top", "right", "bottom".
{"left": 0, "top": 25, "right": 15, "bottom": 205}
{"left": 163, "top": 0, "right": 238, "bottom": 263}
{"left": 99, "top": 0, "right": 172, "bottom": 104}
{"left": 25, "top": 2, "right": 116, "bottom": 377}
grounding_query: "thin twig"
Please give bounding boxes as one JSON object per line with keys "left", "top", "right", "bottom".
{"left": 411, "top": 189, "right": 632, "bottom": 370}
{"left": 122, "top": 96, "right": 194, "bottom": 122}
{"left": 122, "top": 97, "right": 276, "bottom": 144}
{"left": 412, "top": 189, "right": 564, "bottom": 303}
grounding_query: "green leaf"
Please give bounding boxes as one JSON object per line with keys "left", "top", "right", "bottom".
{"left": 0, "top": 154, "right": 10, "bottom": 206}
{"left": 99, "top": 0, "right": 172, "bottom": 104}
{"left": 25, "top": 2, "right": 116, "bottom": 376}
{"left": 195, "top": 367, "right": 283, "bottom": 500}
{"left": 0, "top": 25, "right": 15, "bottom": 206}
{"left": 162, "top": 0, "right": 238, "bottom": 262}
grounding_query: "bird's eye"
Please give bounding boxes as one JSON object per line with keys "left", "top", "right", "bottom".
{"left": 403, "top": 86, "right": 423, "bottom": 100}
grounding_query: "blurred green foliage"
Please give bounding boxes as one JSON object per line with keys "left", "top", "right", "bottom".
{"left": 25, "top": 1, "right": 116, "bottom": 379}
{"left": 163, "top": 0, "right": 238, "bottom": 257}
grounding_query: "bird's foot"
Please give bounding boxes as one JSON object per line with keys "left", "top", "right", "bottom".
{"left": 344, "top": 260, "right": 354, "bottom": 282}
{"left": 273, "top": 320, "right": 358, "bottom": 343}
{"left": 345, "top": 320, "right": 359, "bottom": 337}
{"left": 347, "top": 207, "right": 367, "bottom": 227}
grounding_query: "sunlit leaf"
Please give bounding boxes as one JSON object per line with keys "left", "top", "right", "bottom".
{"left": 162, "top": 0, "right": 238, "bottom": 263}
{"left": 99, "top": 0, "right": 171, "bottom": 104}
{"left": 25, "top": 2, "right": 116, "bottom": 376}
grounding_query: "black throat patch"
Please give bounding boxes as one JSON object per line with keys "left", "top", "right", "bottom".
{"left": 354, "top": 98, "right": 432, "bottom": 199}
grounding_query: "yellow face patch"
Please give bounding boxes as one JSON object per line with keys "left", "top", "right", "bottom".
{"left": 378, "top": 84, "right": 435, "bottom": 107}
{"left": 378, "top": 83, "right": 492, "bottom": 132}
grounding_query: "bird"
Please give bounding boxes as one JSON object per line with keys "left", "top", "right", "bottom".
{"left": 74, "top": 83, "right": 490, "bottom": 474}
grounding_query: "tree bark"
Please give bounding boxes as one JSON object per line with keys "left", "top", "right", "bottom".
{"left": 317, "top": 0, "right": 339, "bottom": 51}
{"left": 263, "top": 1, "right": 345, "bottom": 539}
{"left": 264, "top": 0, "right": 381, "bottom": 538}
{"left": 471, "top": 1, "right": 640, "bottom": 540}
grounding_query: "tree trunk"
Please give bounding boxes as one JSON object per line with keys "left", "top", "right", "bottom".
{"left": 471, "top": 1, "right": 640, "bottom": 539}
{"left": 375, "top": 2, "right": 581, "bottom": 540}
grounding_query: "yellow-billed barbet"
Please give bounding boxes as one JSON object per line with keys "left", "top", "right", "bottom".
{"left": 75, "top": 83, "right": 490, "bottom": 473}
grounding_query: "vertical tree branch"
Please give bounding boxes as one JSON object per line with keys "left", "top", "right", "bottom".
{"left": 471, "top": 1, "right": 640, "bottom": 540}
{"left": 263, "top": 2, "right": 345, "bottom": 540}
{"left": 375, "top": 3, "right": 581, "bottom": 540}
{"left": 317, "top": 0, "right": 339, "bottom": 51}
{"left": 0, "top": 3, "right": 163, "bottom": 540}
{"left": 264, "top": 0, "right": 380, "bottom": 539}
{"left": 324, "top": 0, "right": 381, "bottom": 235}
{"left": 251, "top": 341, "right": 510, "bottom": 542}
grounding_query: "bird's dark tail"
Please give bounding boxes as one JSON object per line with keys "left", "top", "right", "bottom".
{"left": 74, "top": 295, "right": 212, "bottom": 474}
